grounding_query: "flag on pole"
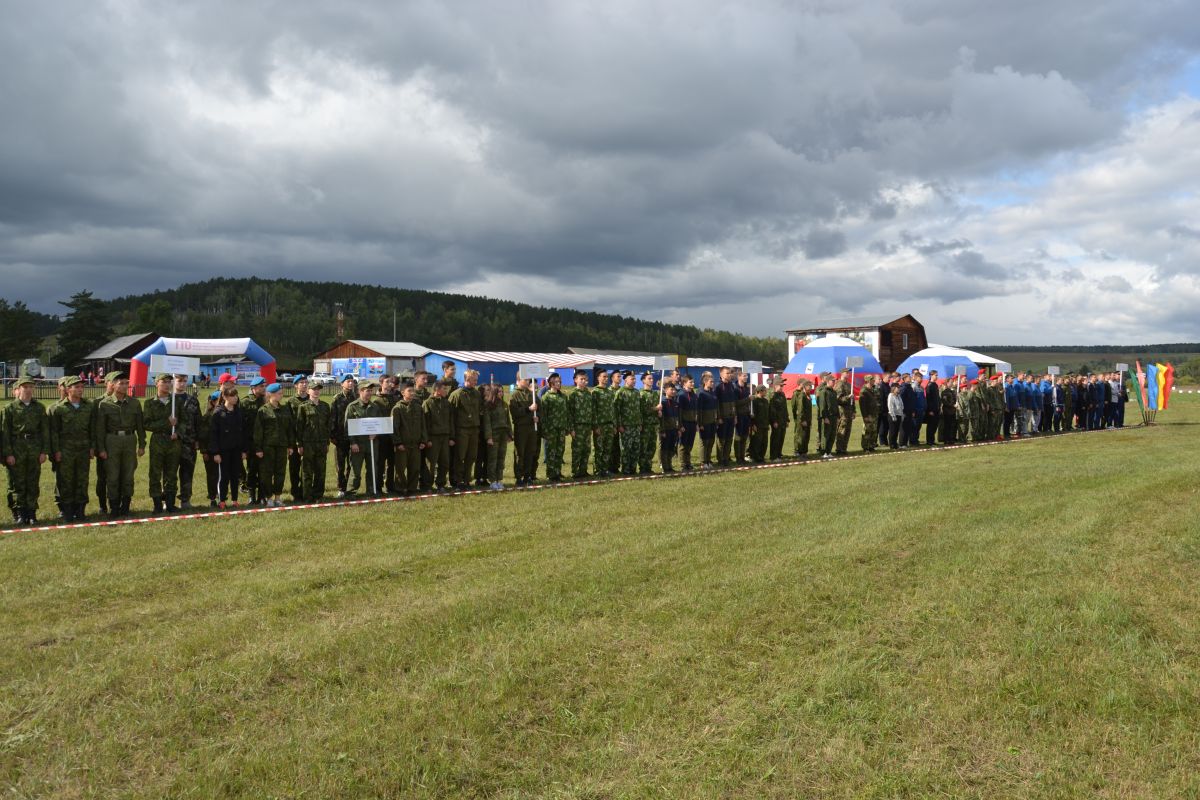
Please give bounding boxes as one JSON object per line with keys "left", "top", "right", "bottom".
{"left": 1163, "top": 363, "right": 1175, "bottom": 408}
{"left": 1127, "top": 362, "right": 1145, "bottom": 420}
{"left": 1155, "top": 363, "right": 1168, "bottom": 410}
{"left": 1146, "top": 363, "right": 1159, "bottom": 410}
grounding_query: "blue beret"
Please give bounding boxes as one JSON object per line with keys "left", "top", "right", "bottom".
{"left": 339, "top": 373, "right": 356, "bottom": 383}
{"left": 249, "top": 377, "right": 265, "bottom": 387}
{"left": 293, "top": 374, "right": 307, "bottom": 381}
{"left": 266, "top": 383, "right": 282, "bottom": 393}
{"left": 209, "top": 390, "right": 221, "bottom": 400}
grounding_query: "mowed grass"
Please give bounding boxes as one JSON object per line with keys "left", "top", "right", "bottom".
{"left": 2, "top": 399, "right": 1199, "bottom": 798}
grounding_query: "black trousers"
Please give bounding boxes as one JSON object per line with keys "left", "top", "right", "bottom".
{"left": 888, "top": 416, "right": 902, "bottom": 448}
{"left": 925, "top": 413, "right": 939, "bottom": 445}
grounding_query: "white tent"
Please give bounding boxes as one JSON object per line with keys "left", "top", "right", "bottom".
{"left": 926, "top": 343, "right": 1004, "bottom": 367}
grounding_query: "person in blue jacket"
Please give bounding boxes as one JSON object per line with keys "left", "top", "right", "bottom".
{"left": 1003, "top": 375, "right": 1019, "bottom": 438}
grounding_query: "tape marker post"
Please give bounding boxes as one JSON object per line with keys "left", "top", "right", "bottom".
{"left": 5, "top": 425, "right": 1135, "bottom": 536}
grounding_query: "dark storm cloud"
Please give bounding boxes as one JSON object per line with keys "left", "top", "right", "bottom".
{"left": 1, "top": 0, "right": 1197, "bottom": 329}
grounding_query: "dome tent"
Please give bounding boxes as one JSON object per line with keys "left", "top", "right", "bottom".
{"left": 780, "top": 335, "right": 883, "bottom": 398}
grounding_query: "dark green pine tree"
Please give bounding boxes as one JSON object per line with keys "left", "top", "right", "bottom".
{"left": 0, "top": 299, "right": 51, "bottom": 363}
{"left": 55, "top": 291, "right": 112, "bottom": 368}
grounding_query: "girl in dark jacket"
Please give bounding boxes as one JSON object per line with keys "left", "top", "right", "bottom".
{"left": 209, "top": 387, "right": 246, "bottom": 508}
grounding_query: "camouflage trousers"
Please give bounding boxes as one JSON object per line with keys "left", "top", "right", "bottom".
{"left": 970, "top": 415, "right": 989, "bottom": 441}
{"left": 957, "top": 414, "right": 971, "bottom": 443}
{"left": 301, "top": 442, "right": 328, "bottom": 499}
{"left": 6, "top": 442, "right": 43, "bottom": 513}
{"left": 543, "top": 430, "right": 566, "bottom": 479}
{"left": 860, "top": 416, "right": 878, "bottom": 452}
{"left": 592, "top": 426, "right": 614, "bottom": 474}
{"left": 570, "top": 430, "right": 591, "bottom": 477}
{"left": 819, "top": 416, "right": 837, "bottom": 454}
{"left": 639, "top": 426, "right": 657, "bottom": 473}
{"left": 834, "top": 415, "right": 854, "bottom": 454}
{"left": 619, "top": 427, "right": 641, "bottom": 474}
{"left": 56, "top": 448, "right": 91, "bottom": 507}
{"left": 148, "top": 434, "right": 180, "bottom": 501}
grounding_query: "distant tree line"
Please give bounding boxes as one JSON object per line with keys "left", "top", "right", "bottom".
{"left": 4, "top": 277, "right": 787, "bottom": 367}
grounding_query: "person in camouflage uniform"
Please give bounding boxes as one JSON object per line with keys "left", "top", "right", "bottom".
{"left": 968, "top": 379, "right": 990, "bottom": 442}
{"left": 509, "top": 375, "right": 539, "bottom": 486}
{"left": 242, "top": 377, "right": 267, "bottom": 504}
{"left": 296, "top": 381, "right": 332, "bottom": 502}
{"left": 613, "top": 371, "right": 642, "bottom": 475}
{"left": 988, "top": 376, "right": 1005, "bottom": 440}
{"left": 95, "top": 372, "right": 145, "bottom": 518}
{"left": 748, "top": 385, "right": 769, "bottom": 462}
{"left": 566, "top": 370, "right": 594, "bottom": 479}
{"left": 857, "top": 374, "right": 879, "bottom": 453}
{"left": 481, "top": 384, "right": 510, "bottom": 490}
{"left": 92, "top": 374, "right": 116, "bottom": 514}
{"left": 344, "top": 381, "right": 384, "bottom": 496}
{"left": 834, "top": 370, "right": 856, "bottom": 455}
{"left": 697, "top": 373, "right": 718, "bottom": 468}
{"left": 3, "top": 373, "right": 50, "bottom": 525}
{"left": 448, "top": 371, "right": 482, "bottom": 490}
{"left": 391, "top": 383, "right": 428, "bottom": 495}
{"left": 767, "top": 378, "right": 789, "bottom": 461}
{"left": 412, "top": 371, "right": 434, "bottom": 490}
{"left": 254, "top": 383, "right": 296, "bottom": 507}
{"left": 939, "top": 378, "right": 959, "bottom": 444}
{"left": 590, "top": 369, "right": 615, "bottom": 477}
{"left": 539, "top": 373, "right": 569, "bottom": 481}
{"left": 173, "top": 375, "right": 202, "bottom": 509}
{"left": 287, "top": 376, "right": 312, "bottom": 499}
{"left": 791, "top": 379, "right": 813, "bottom": 457}
{"left": 638, "top": 372, "right": 659, "bottom": 474}
{"left": 144, "top": 373, "right": 185, "bottom": 514}
{"left": 816, "top": 374, "right": 839, "bottom": 458}
{"left": 957, "top": 378, "right": 973, "bottom": 443}
{"left": 331, "top": 374, "right": 357, "bottom": 498}
{"left": 49, "top": 376, "right": 94, "bottom": 522}
{"left": 423, "top": 380, "right": 453, "bottom": 493}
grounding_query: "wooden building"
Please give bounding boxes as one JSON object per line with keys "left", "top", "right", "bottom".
{"left": 784, "top": 315, "right": 926, "bottom": 372}
{"left": 311, "top": 340, "right": 429, "bottom": 378}
{"left": 82, "top": 332, "right": 160, "bottom": 376}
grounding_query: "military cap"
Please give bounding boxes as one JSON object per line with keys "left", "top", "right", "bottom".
{"left": 57, "top": 375, "right": 71, "bottom": 386}
{"left": 64, "top": 376, "right": 83, "bottom": 387}
{"left": 15, "top": 372, "right": 36, "bottom": 386}
{"left": 106, "top": 371, "right": 124, "bottom": 382}
{"left": 249, "top": 377, "right": 265, "bottom": 387}
{"left": 361, "top": 380, "right": 379, "bottom": 390}
{"left": 155, "top": 373, "right": 172, "bottom": 383}
{"left": 293, "top": 374, "right": 308, "bottom": 382}
{"left": 266, "top": 382, "right": 282, "bottom": 393}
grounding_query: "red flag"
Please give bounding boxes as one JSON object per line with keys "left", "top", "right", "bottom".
{"left": 1163, "top": 363, "right": 1175, "bottom": 409}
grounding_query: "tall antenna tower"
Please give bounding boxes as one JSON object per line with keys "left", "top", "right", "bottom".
{"left": 335, "top": 302, "right": 345, "bottom": 339}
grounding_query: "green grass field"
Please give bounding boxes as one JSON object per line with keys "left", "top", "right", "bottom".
{"left": 2, "top": 397, "right": 1198, "bottom": 798}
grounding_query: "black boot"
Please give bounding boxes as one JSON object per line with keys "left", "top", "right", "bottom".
{"left": 164, "top": 499, "right": 178, "bottom": 513}
{"left": 152, "top": 498, "right": 163, "bottom": 514}
{"left": 26, "top": 509, "right": 37, "bottom": 525}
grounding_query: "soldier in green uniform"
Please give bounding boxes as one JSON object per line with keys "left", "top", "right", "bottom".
{"left": 638, "top": 372, "right": 659, "bottom": 474}
{"left": 92, "top": 374, "right": 117, "bottom": 514}
{"left": 968, "top": 379, "right": 990, "bottom": 442}
{"left": 834, "top": 369, "right": 856, "bottom": 455}
{"left": 481, "top": 384, "right": 511, "bottom": 490}
{"left": 791, "top": 379, "right": 813, "bottom": 457}
{"left": 749, "top": 385, "right": 769, "bottom": 463}
{"left": 658, "top": 380, "right": 680, "bottom": 472}
{"left": 424, "top": 380, "right": 453, "bottom": 493}
{"left": 144, "top": 373, "right": 183, "bottom": 514}
{"left": 858, "top": 375, "right": 879, "bottom": 453}
{"left": 613, "top": 371, "right": 641, "bottom": 475}
{"left": 49, "top": 377, "right": 69, "bottom": 518}
{"left": 591, "top": 369, "right": 615, "bottom": 477}
{"left": 957, "top": 378, "right": 973, "bottom": 443}
{"left": 344, "top": 380, "right": 384, "bottom": 496}
{"left": 816, "top": 373, "right": 838, "bottom": 458}
{"left": 49, "top": 376, "right": 94, "bottom": 522}
{"left": 733, "top": 371, "right": 753, "bottom": 465}
{"left": 538, "top": 373, "right": 569, "bottom": 482}
{"left": 331, "top": 374, "right": 357, "bottom": 498}
{"left": 94, "top": 372, "right": 145, "bottom": 518}
{"left": 413, "top": 371, "right": 434, "bottom": 490}
{"left": 253, "top": 382, "right": 295, "bottom": 507}
{"left": 567, "top": 370, "right": 594, "bottom": 479}
{"left": 242, "top": 377, "right": 267, "bottom": 504}
{"left": 172, "top": 375, "right": 201, "bottom": 510}
{"left": 286, "top": 375, "right": 311, "bottom": 500}
{"left": 448, "top": 370, "right": 482, "bottom": 490}
{"left": 698, "top": 373, "right": 719, "bottom": 468}
{"left": 509, "top": 375, "right": 539, "bottom": 486}
{"left": 939, "top": 378, "right": 959, "bottom": 444}
{"left": 296, "top": 381, "right": 332, "bottom": 502}
{"left": 2, "top": 373, "right": 50, "bottom": 525}
{"left": 988, "top": 376, "right": 1005, "bottom": 440}
{"left": 768, "top": 378, "right": 789, "bottom": 461}
{"left": 391, "top": 383, "right": 428, "bottom": 495}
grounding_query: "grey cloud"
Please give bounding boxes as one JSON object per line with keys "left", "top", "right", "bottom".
{"left": 803, "top": 229, "right": 848, "bottom": 260}
{"left": 1097, "top": 275, "right": 1134, "bottom": 293}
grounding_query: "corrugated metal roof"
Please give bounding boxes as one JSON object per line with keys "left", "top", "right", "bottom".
{"left": 568, "top": 347, "right": 751, "bottom": 369}
{"left": 785, "top": 315, "right": 914, "bottom": 332}
{"left": 345, "top": 340, "right": 429, "bottom": 357}
{"left": 84, "top": 333, "right": 158, "bottom": 360}
{"left": 433, "top": 351, "right": 595, "bottom": 368}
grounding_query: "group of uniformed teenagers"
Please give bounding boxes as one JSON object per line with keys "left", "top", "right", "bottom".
{"left": 3, "top": 358, "right": 1132, "bottom": 525}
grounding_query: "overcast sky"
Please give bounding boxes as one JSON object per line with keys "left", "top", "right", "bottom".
{"left": 2, "top": 1, "right": 1198, "bottom": 345}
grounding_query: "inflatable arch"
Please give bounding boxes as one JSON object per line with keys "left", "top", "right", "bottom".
{"left": 129, "top": 337, "right": 276, "bottom": 394}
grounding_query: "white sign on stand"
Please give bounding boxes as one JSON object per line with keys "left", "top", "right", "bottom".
{"left": 742, "top": 361, "right": 763, "bottom": 375}
{"left": 995, "top": 361, "right": 1013, "bottom": 375}
{"left": 1116, "top": 362, "right": 1129, "bottom": 372}
{"left": 149, "top": 354, "right": 201, "bottom": 377}
{"left": 347, "top": 418, "right": 393, "bottom": 437}
{"left": 954, "top": 365, "right": 968, "bottom": 377}
{"left": 1048, "top": 366, "right": 1061, "bottom": 376}
{"left": 653, "top": 355, "right": 677, "bottom": 372}
{"left": 519, "top": 363, "right": 550, "bottom": 380}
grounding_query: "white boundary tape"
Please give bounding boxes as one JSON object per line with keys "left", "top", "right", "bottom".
{"left": 1, "top": 425, "right": 1141, "bottom": 537}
